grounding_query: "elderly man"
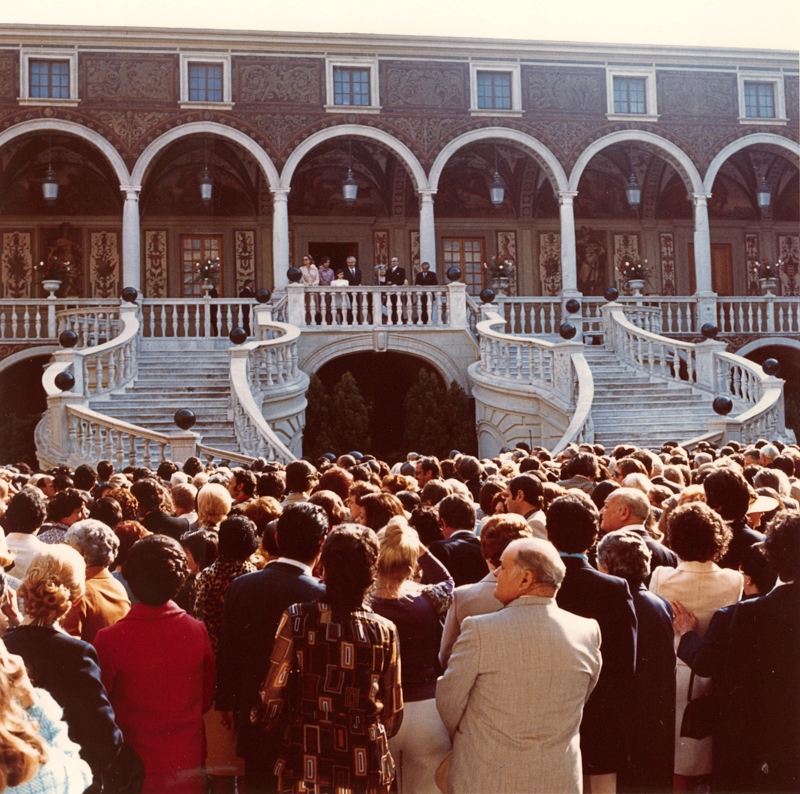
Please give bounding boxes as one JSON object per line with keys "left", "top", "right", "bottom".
{"left": 436, "top": 538, "right": 601, "bottom": 793}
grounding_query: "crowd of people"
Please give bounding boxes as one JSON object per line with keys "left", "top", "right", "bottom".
{"left": 0, "top": 436, "right": 798, "bottom": 794}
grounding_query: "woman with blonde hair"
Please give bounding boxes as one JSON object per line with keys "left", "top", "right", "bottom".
{"left": 371, "top": 517, "right": 454, "bottom": 793}
{"left": 3, "top": 545, "right": 129, "bottom": 790}
{"left": 195, "top": 483, "right": 233, "bottom": 531}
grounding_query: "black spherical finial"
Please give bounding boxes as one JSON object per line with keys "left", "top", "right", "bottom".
{"left": 565, "top": 299, "right": 581, "bottom": 314}
{"left": 712, "top": 396, "right": 733, "bottom": 416}
{"left": 121, "top": 287, "right": 138, "bottom": 303}
{"left": 479, "top": 288, "right": 495, "bottom": 304}
{"left": 700, "top": 323, "right": 719, "bottom": 339}
{"left": 287, "top": 267, "right": 302, "bottom": 283}
{"left": 229, "top": 327, "right": 247, "bottom": 345}
{"left": 54, "top": 371, "right": 75, "bottom": 392}
{"left": 174, "top": 408, "right": 197, "bottom": 430}
{"left": 446, "top": 266, "right": 461, "bottom": 282}
{"left": 59, "top": 330, "right": 78, "bottom": 348}
{"left": 559, "top": 322, "right": 577, "bottom": 340}
{"left": 604, "top": 287, "right": 619, "bottom": 302}
{"left": 255, "top": 288, "right": 271, "bottom": 304}
{"left": 762, "top": 358, "right": 780, "bottom": 377}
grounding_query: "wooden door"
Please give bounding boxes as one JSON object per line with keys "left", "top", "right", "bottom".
{"left": 180, "top": 235, "right": 223, "bottom": 297}
{"left": 688, "top": 243, "right": 734, "bottom": 295}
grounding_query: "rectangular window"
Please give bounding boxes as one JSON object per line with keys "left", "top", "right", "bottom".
{"left": 443, "top": 238, "right": 485, "bottom": 296}
{"left": 29, "top": 60, "right": 70, "bottom": 99}
{"left": 744, "top": 81, "right": 776, "bottom": 118}
{"left": 188, "top": 63, "right": 223, "bottom": 103}
{"left": 181, "top": 235, "right": 223, "bottom": 298}
{"left": 613, "top": 76, "right": 647, "bottom": 114}
{"left": 333, "top": 67, "right": 370, "bottom": 106}
{"left": 476, "top": 71, "right": 512, "bottom": 110}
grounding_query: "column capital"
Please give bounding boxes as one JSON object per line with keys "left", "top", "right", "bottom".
{"left": 557, "top": 190, "right": 579, "bottom": 204}
{"left": 271, "top": 187, "right": 291, "bottom": 200}
{"left": 119, "top": 185, "right": 142, "bottom": 199}
{"left": 691, "top": 192, "right": 713, "bottom": 205}
{"left": 418, "top": 188, "right": 437, "bottom": 200}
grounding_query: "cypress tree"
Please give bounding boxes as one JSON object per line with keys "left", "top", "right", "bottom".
{"left": 330, "top": 371, "right": 371, "bottom": 453}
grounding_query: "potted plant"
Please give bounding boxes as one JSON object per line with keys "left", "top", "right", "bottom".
{"left": 35, "top": 255, "right": 71, "bottom": 298}
{"left": 751, "top": 257, "right": 783, "bottom": 295}
{"left": 482, "top": 255, "right": 516, "bottom": 297}
{"left": 616, "top": 257, "right": 651, "bottom": 297}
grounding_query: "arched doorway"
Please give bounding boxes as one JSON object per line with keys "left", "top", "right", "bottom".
{"left": 0, "top": 353, "right": 50, "bottom": 467}
{"left": 741, "top": 343, "right": 800, "bottom": 439}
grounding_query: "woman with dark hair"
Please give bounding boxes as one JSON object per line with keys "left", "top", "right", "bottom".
{"left": 175, "top": 529, "right": 219, "bottom": 611}
{"left": 90, "top": 497, "right": 123, "bottom": 530}
{"left": 94, "top": 535, "right": 215, "bottom": 794}
{"left": 650, "top": 502, "right": 742, "bottom": 791}
{"left": 110, "top": 520, "right": 151, "bottom": 604}
{"left": 255, "top": 524, "right": 403, "bottom": 793}
{"left": 360, "top": 492, "right": 405, "bottom": 535}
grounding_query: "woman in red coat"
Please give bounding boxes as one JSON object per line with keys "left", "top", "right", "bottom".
{"left": 95, "top": 534, "right": 215, "bottom": 794}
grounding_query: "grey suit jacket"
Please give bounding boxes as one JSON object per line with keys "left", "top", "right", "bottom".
{"left": 436, "top": 596, "right": 601, "bottom": 794}
{"left": 439, "top": 572, "right": 502, "bottom": 668}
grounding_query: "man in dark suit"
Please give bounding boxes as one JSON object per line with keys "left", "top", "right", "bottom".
{"left": 385, "top": 256, "right": 406, "bottom": 322}
{"left": 414, "top": 261, "right": 437, "bottom": 323}
{"left": 547, "top": 494, "right": 637, "bottom": 792}
{"left": 427, "top": 494, "right": 488, "bottom": 587}
{"left": 130, "top": 478, "right": 188, "bottom": 540}
{"left": 217, "top": 503, "right": 327, "bottom": 793}
{"left": 343, "top": 255, "right": 362, "bottom": 286}
{"left": 239, "top": 278, "right": 255, "bottom": 335}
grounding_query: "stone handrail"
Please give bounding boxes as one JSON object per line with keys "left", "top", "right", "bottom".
{"left": 229, "top": 312, "right": 303, "bottom": 463}
{"left": 716, "top": 296, "right": 800, "bottom": 334}
{"left": 284, "top": 283, "right": 467, "bottom": 329}
{"left": 475, "top": 311, "right": 578, "bottom": 405}
{"left": 552, "top": 352, "right": 595, "bottom": 454}
{"left": 196, "top": 442, "right": 255, "bottom": 466}
{"left": 465, "top": 293, "right": 481, "bottom": 336}
{"left": 496, "top": 297, "right": 562, "bottom": 335}
{"left": 141, "top": 297, "right": 254, "bottom": 339}
{"left": 56, "top": 305, "right": 121, "bottom": 348}
{"left": 0, "top": 299, "right": 59, "bottom": 340}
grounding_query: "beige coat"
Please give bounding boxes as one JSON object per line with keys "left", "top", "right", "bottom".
{"left": 436, "top": 595, "right": 601, "bottom": 793}
{"left": 650, "top": 561, "right": 743, "bottom": 776}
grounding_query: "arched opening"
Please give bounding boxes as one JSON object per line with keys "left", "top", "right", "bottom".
{"left": 0, "top": 132, "right": 123, "bottom": 298}
{"left": 311, "top": 352, "right": 448, "bottom": 461}
{"left": 139, "top": 135, "right": 265, "bottom": 297}
{"left": 742, "top": 344, "right": 800, "bottom": 439}
{"left": 0, "top": 353, "right": 49, "bottom": 467}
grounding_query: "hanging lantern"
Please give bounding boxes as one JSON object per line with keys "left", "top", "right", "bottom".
{"left": 626, "top": 172, "right": 641, "bottom": 209}
{"left": 42, "top": 163, "right": 59, "bottom": 204}
{"left": 342, "top": 168, "right": 358, "bottom": 206}
{"left": 199, "top": 166, "right": 213, "bottom": 204}
{"left": 489, "top": 171, "right": 505, "bottom": 208}
{"left": 757, "top": 176, "right": 771, "bottom": 210}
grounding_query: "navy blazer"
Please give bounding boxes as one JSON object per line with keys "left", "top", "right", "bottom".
{"left": 555, "top": 557, "right": 637, "bottom": 775}
{"left": 427, "top": 532, "right": 488, "bottom": 588}
{"left": 3, "top": 625, "right": 124, "bottom": 781}
{"left": 216, "top": 561, "right": 325, "bottom": 758}
{"left": 141, "top": 509, "right": 189, "bottom": 541}
{"left": 342, "top": 267, "right": 362, "bottom": 286}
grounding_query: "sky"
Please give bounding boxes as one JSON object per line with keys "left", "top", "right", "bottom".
{"left": 2, "top": 0, "right": 799, "bottom": 50}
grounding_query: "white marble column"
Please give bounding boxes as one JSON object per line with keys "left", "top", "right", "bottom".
{"left": 558, "top": 191, "right": 579, "bottom": 293}
{"left": 692, "top": 193, "right": 713, "bottom": 294}
{"left": 120, "top": 185, "right": 142, "bottom": 294}
{"left": 418, "top": 189, "right": 436, "bottom": 269}
{"left": 271, "top": 187, "right": 291, "bottom": 290}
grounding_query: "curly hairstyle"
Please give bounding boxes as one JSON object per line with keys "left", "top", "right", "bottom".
{"left": 667, "top": 502, "right": 732, "bottom": 563}
{"left": 596, "top": 529, "right": 652, "bottom": 586}
{"left": 320, "top": 524, "right": 379, "bottom": 616}
{"left": 111, "top": 520, "right": 151, "bottom": 572}
{"left": 18, "top": 545, "right": 86, "bottom": 625}
{"left": 107, "top": 488, "right": 139, "bottom": 522}
{"left": 240, "top": 496, "right": 282, "bottom": 537}
{"left": 0, "top": 644, "right": 48, "bottom": 790}
{"left": 764, "top": 509, "right": 800, "bottom": 583}
{"left": 217, "top": 515, "right": 259, "bottom": 563}
{"left": 66, "top": 519, "right": 120, "bottom": 568}
{"left": 480, "top": 514, "right": 533, "bottom": 568}
{"left": 123, "top": 535, "right": 189, "bottom": 606}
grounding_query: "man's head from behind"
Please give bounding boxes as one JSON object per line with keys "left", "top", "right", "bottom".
{"left": 438, "top": 494, "right": 476, "bottom": 537}
{"left": 546, "top": 494, "right": 599, "bottom": 554}
{"left": 494, "top": 538, "right": 566, "bottom": 605}
{"left": 600, "top": 487, "right": 651, "bottom": 533}
{"left": 703, "top": 467, "right": 750, "bottom": 523}
{"left": 276, "top": 503, "right": 329, "bottom": 564}
{"left": 505, "top": 474, "right": 544, "bottom": 515}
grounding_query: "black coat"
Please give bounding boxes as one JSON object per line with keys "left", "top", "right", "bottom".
{"left": 216, "top": 561, "right": 326, "bottom": 759}
{"left": 3, "top": 625, "right": 124, "bottom": 782}
{"left": 620, "top": 585, "right": 676, "bottom": 794}
{"left": 386, "top": 266, "right": 406, "bottom": 285}
{"left": 141, "top": 509, "right": 189, "bottom": 541}
{"left": 556, "top": 557, "right": 638, "bottom": 775}
{"left": 719, "top": 522, "right": 765, "bottom": 570}
{"left": 427, "top": 532, "right": 488, "bottom": 587}
{"left": 342, "top": 267, "right": 362, "bottom": 286}
{"left": 414, "top": 270, "right": 438, "bottom": 286}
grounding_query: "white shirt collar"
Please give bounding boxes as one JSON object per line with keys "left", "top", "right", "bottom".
{"left": 272, "top": 557, "right": 314, "bottom": 576}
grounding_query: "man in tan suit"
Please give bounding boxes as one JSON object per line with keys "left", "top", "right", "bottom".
{"left": 436, "top": 538, "right": 602, "bottom": 793}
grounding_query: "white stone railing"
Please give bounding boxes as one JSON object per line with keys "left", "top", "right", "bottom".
{"left": 56, "top": 304, "right": 121, "bottom": 348}
{"left": 0, "top": 299, "right": 59, "bottom": 340}
{"left": 140, "top": 297, "right": 254, "bottom": 339}
{"left": 496, "top": 297, "right": 562, "bottom": 335}
{"left": 284, "top": 283, "right": 468, "bottom": 330}
{"left": 717, "top": 296, "right": 800, "bottom": 334}
{"left": 229, "top": 310, "right": 305, "bottom": 464}
{"left": 475, "top": 311, "right": 579, "bottom": 405}
{"left": 552, "top": 352, "right": 595, "bottom": 454}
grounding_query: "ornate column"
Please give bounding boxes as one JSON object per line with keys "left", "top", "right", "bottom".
{"left": 418, "top": 189, "right": 436, "bottom": 269}
{"left": 558, "top": 191, "right": 579, "bottom": 293}
{"left": 271, "top": 187, "right": 291, "bottom": 290}
{"left": 120, "top": 186, "right": 142, "bottom": 293}
{"left": 692, "top": 193, "right": 714, "bottom": 295}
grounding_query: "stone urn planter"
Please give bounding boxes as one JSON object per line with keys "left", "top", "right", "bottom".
{"left": 490, "top": 276, "right": 511, "bottom": 297}
{"left": 627, "top": 278, "right": 646, "bottom": 297}
{"left": 758, "top": 277, "right": 779, "bottom": 296}
{"left": 42, "top": 279, "right": 61, "bottom": 298}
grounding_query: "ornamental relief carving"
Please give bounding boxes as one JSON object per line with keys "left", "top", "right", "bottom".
{"left": 245, "top": 113, "right": 321, "bottom": 154}
{"left": 92, "top": 110, "right": 174, "bottom": 148}
{"left": 785, "top": 77, "right": 799, "bottom": 121}
{"left": 383, "top": 63, "right": 466, "bottom": 108}
{"left": 658, "top": 72, "right": 736, "bottom": 117}
{"left": 84, "top": 56, "right": 176, "bottom": 102}
{"left": 387, "top": 116, "right": 466, "bottom": 154}
{"left": 660, "top": 122, "right": 738, "bottom": 165}
{"left": 236, "top": 59, "right": 322, "bottom": 104}
{"left": 524, "top": 69, "right": 605, "bottom": 114}
{"left": 525, "top": 119, "right": 600, "bottom": 157}
{"left": 0, "top": 53, "right": 15, "bottom": 99}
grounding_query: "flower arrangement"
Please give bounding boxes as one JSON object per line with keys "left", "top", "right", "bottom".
{"left": 751, "top": 257, "right": 783, "bottom": 280}
{"left": 34, "top": 256, "right": 71, "bottom": 282}
{"left": 194, "top": 258, "right": 221, "bottom": 285}
{"left": 616, "top": 257, "right": 651, "bottom": 283}
{"left": 483, "top": 255, "right": 516, "bottom": 280}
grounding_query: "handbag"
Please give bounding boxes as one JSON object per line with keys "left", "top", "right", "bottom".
{"left": 680, "top": 669, "right": 717, "bottom": 740}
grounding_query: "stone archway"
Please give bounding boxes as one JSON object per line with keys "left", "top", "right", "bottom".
{"left": 703, "top": 133, "right": 800, "bottom": 193}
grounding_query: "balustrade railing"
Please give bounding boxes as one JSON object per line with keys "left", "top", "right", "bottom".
{"left": 0, "top": 300, "right": 55, "bottom": 340}
{"left": 56, "top": 305, "right": 120, "bottom": 348}
{"left": 552, "top": 352, "right": 595, "bottom": 453}
{"left": 141, "top": 298, "right": 254, "bottom": 339}
{"left": 716, "top": 296, "right": 800, "bottom": 334}
{"left": 496, "top": 298, "right": 562, "bottom": 335}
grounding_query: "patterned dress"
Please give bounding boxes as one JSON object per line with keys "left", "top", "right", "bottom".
{"left": 255, "top": 600, "right": 403, "bottom": 794}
